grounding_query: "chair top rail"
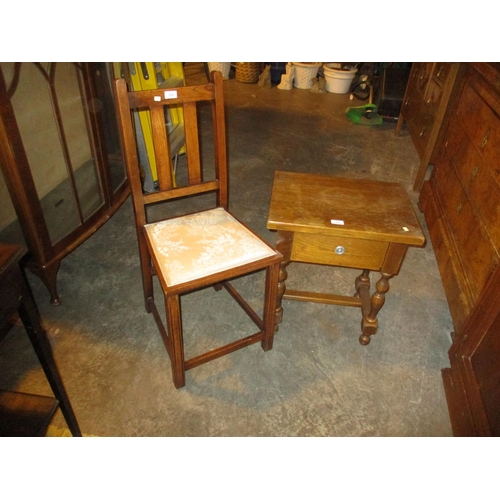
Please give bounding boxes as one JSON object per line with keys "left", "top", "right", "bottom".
{"left": 127, "top": 84, "right": 215, "bottom": 110}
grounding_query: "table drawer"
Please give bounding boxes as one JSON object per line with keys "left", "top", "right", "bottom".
{"left": 291, "top": 233, "right": 388, "bottom": 270}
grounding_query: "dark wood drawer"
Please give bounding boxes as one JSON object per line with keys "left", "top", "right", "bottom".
{"left": 402, "top": 79, "right": 420, "bottom": 108}
{"left": 405, "top": 104, "right": 434, "bottom": 158}
{"left": 420, "top": 181, "right": 474, "bottom": 330}
{"left": 415, "top": 62, "right": 433, "bottom": 95}
{"left": 452, "top": 131, "right": 500, "bottom": 252}
{"left": 446, "top": 78, "right": 500, "bottom": 250}
{"left": 408, "top": 63, "right": 423, "bottom": 87}
{"left": 434, "top": 160, "right": 499, "bottom": 301}
{"left": 432, "top": 63, "right": 452, "bottom": 87}
{"left": 399, "top": 63, "right": 462, "bottom": 192}
{"left": 456, "top": 78, "right": 500, "bottom": 166}
{"left": 424, "top": 77, "right": 444, "bottom": 117}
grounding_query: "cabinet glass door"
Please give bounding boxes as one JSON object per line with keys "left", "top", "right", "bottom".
{"left": 3, "top": 62, "right": 104, "bottom": 244}
{"left": 0, "top": 62, "right": 129, "bottom": 304}
{"left": 90, "top": 62, "right": 127, "bottom": 196}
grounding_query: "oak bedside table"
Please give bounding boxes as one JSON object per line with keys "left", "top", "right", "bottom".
{"left": 267, "top": 171, "right": 426, "bottom": 345}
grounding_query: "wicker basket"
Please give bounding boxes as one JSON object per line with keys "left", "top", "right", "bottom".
{"left": 292, "top": 62, "right": 321, "bottom": 89}
{"left": 207, "top": 62, "right": 231, "bottom": 79}
{"left": 235, "top": 62, "right": 261, "bottom": 83}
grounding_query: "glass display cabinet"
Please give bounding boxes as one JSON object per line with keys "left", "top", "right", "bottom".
{"left": 0, "top": 62, "right": 129, "bottom": 304}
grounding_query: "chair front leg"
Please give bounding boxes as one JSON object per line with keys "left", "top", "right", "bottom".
{"left": 261, "top": 261, "right": 280, "bottom": 352}
{"left": 165, "top": 294, "right": 186, "bottom": 388}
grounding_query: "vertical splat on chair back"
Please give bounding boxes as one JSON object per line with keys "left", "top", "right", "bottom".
{"left": 115, "top": 70, "right": 227, "bottom": 220}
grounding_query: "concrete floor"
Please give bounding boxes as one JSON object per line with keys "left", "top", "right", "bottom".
{"left": 0, "top": 63, "right": 454, "bottom": 436}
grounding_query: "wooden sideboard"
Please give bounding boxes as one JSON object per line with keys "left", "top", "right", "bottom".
{"left": 420, "top": 62, "right": 500, "bottom": 436}
{"left": 396, "top": 62, "right": 462, "bottom": 192}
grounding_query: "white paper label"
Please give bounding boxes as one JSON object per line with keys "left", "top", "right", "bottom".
{"left": 153, "top": 96, "right": 161, "bottom": 102}
{"left": 164, "top": 90, "right": 178, "bottom": 99}
{"left": 330, "top": 219, "right": 345, "bottom": 225}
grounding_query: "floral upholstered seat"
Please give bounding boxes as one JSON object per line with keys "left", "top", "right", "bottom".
{"left": 145, "top": 207, "right": 277, "bottom": 287}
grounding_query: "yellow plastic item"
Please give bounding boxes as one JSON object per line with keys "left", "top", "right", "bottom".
{"left": 127, "top": 62, "right": 186, "bottom": 184}
{"left": 155, "top": 63, "right": 186, "bottom": 158}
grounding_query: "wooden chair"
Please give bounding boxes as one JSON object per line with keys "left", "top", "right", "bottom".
{"left": 113, "top": 71, "right": 282, "bottom": 389}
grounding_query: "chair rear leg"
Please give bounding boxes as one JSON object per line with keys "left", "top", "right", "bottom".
{"left": 138, "top": 243, "right": 154, "bottom": 313}
{"left": 142, "top": 272, "right": 154, "bottom": 313}
{"left": 261, "top": 262, "right": 280, "bottom": 352}
{"left": 165, "top": 294, "right": 186, "bottom": 388}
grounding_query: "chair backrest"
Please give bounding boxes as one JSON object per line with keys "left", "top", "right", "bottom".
{"left": 114, "top": 70, "right": 228, "bottom": 226}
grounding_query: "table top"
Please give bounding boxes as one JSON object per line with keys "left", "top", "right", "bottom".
{"left": 267, "top": 171, "right": 425, "bottom": 246}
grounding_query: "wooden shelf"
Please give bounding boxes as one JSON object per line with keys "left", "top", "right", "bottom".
{"left": 0, "top": 243, "right": 81, "bottom": 436}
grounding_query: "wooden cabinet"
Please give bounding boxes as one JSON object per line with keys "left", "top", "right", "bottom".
{"left": 0, "top": 63, "right": 129, "bottom": 304}
{"left": 396, "top": 62, "right": 462, "bottom": 192}
{"left": 419, "top": 62, "right": 500, "bottom": 436}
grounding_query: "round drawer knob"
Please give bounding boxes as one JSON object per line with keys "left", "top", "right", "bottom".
{"left": 335, "top": 246, "right": 345, "bottom": 255}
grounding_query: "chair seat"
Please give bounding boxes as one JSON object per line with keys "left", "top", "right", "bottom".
{"left": 145, "top": 208, "right": 276, "bottom": 286}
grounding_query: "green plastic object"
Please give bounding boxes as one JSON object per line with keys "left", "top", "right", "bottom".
{"left": 345, "top": 103, "right": 383, "bottom": 126}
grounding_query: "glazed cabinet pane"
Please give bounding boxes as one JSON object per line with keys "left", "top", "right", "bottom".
{"left": 88, "top": 62, "right": 127, "bottom": 194}
{"left": 4, "top": 62, "right": 104, "bottom": 244}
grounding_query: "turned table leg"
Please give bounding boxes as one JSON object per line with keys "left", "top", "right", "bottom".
{"left": 274, "top": 231, "right": 293, "bottom": 332}
{"left": 354, "top": 269, "right": 371, "bottom": 319}
{"left": 360, "top": 271, "right": 393, "bottom": 345}
{"left": 359, "top": 243, "right": 408, "bottom": 345}
{"left": 354, "top": 269, "right": 370, "bottom": 298}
